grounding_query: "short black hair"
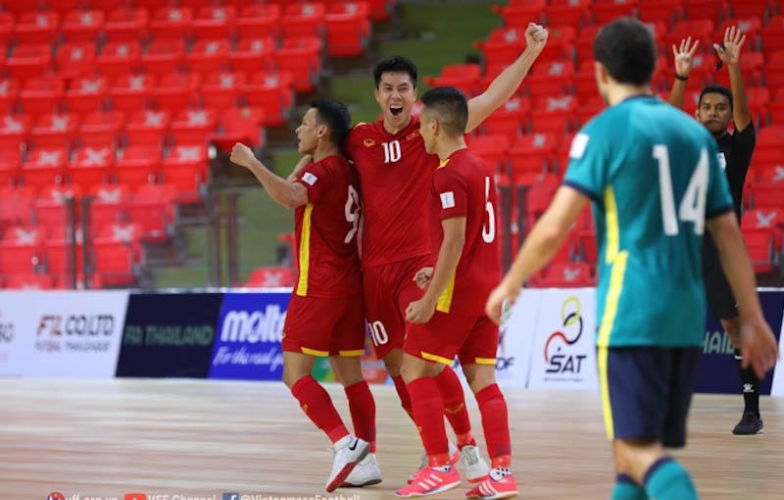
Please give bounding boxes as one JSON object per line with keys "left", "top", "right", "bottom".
{"left": 699, "top": 85, "right": 734, "bottom": 110}
{"left": 593, "top": 17, "right": 657, "bottom": 86}
{"left": 420, "top": 86, "right": 468, "bottom": 136}
{"left": 310, "top": 100, "right": 351, "bottom": 146}
{"left": 373, "top": 56, "right": 418, "bottom": 88}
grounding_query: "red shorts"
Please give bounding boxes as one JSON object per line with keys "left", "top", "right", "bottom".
{"left": 282, "top": 294, "right": 365, "bottom": 357}
{"left": 362, "top": 255, "right": 433, "bottom": 359}
{"left": 405, "top": 312, "right": 498, "bottom": 367}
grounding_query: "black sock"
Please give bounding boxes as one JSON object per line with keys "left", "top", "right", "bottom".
{"left": 735, "top": 348, "right": 760, "bottom": 417}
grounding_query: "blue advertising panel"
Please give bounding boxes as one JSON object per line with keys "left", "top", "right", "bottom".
{"left": 694, "top": 290, "right": 784, "bottom": 394}
{"left": 116, "top": 293, "right": 223, "bottom": 378}
{"left": 209, "top": 292, "right": 290, "bottom": 381}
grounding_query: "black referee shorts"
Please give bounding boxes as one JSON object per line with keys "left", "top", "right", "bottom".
{"left": 703, "top": 258, "right": 739, "bottom": 320}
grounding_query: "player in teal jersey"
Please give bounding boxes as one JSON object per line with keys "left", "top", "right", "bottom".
{"left": 486, "top": 18, "right": 779, "bottom": 500}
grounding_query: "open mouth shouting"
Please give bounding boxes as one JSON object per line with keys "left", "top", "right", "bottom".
{"left": 390, "top": 105, "right": 404, "bottom": 116}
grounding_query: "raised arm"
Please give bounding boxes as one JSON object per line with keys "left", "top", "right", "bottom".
{"left": 230, "top": 143, "right": 309, "bottom": 210}
{"left": 707, "top": 212, "right": 778, "bottom": 378}
{"left": 714, "top": 26, "right": 752, "bottom": 131}
{"left": 485, "top": 186, "right": 589, "bottom": 323}
{"left": 669, "top": 37, "right": 699, "bottom": 109}
{"left": 466, "top": 23, "right": 548, "bottom": 134}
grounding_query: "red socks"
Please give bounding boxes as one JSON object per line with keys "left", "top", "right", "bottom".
{"left": 291, "top": 375, "right": 348, "bottom": 443}
{"left": 476, "top": 383, "right": 512, "bottom": 464}
{"left": 407, "top": 376, "right": 450, "bottom": 465}
{"left": 392, "top": 375, "right": 414, "bottom": 419}
{"left": 344, "top": 380, "right": 377, "bottom": 452}
{"left": 435, "top": 366, "right": 476, "bottom": 448}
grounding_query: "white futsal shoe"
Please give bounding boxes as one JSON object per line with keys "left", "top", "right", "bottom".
{"left": 341, "top": 453, "right": 383, "bottom": 487}
{"left": 326, "top": 435, "right": 370, "bottom": 492}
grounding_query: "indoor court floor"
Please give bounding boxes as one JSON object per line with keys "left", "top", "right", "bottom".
{"left": 0, "top": 379, "right": 782, "bottom": 500}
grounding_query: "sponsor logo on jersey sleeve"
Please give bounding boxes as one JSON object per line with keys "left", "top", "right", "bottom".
{"left": 569, "top": 133, "right": 590, "bottom": 160}
{"left": 302, "top": 172, "right": 318, "bottom": 186}
{"left": 440, "top": 191, "right": 456, "bottom": 209}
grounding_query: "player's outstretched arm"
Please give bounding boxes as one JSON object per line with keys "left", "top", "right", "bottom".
{"left": 405, "top": 217, "right": 466, "bottom": 324}
{"left": 485, "top": 186, "right": 588, "bottom": 323}
{"left": 465, "top": 23, "right": 548, "bottom": 134}
{"left": 230, "top": 142, "right": 309, "bottom": 210}
{"left": 668, "top": 37, "right": 699, "bottom": 109}
{"left": 715, "top": 26, "right": 752, "bottom": 131}
{"left": 707, "top": 213, "right": 779, "bottom": 378}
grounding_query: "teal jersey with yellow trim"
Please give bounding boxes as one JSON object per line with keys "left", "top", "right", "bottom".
{"left": 564, "top": 96, "right": 733, "bottom": 347}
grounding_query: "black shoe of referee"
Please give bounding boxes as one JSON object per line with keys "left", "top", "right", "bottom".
{"left": 733, "top": 411, "right": 763, "bottom": 435}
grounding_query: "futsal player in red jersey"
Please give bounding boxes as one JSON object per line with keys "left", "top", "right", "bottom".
{"left": 230, "top": 100, "right": 375, "bottom": 492}
{"left": 394, "top": 87, "right": 516, "bottom": 499}
{"left": 342, "top": 22, "right": 548, "bottom": 484}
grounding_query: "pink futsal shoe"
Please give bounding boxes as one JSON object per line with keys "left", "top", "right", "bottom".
{"left": 396, "top": 465, "right": 461, "bottom": 497}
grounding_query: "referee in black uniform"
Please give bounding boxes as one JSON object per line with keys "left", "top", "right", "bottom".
{"left": 670, "top": 27, "right": 761, "bottom": 434}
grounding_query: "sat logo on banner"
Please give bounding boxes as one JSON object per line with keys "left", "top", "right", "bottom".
{"left": 526, "top": 289, "right": 598, "bottom": 391}
{"left": 209, "top": 292, "right": 289, "bottom": 381}
{"left": 0, "top": 291, "right": 129, "bottom": 378}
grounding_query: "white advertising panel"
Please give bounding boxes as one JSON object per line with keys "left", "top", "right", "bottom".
{"left": 526, "top": 288, "right": 599, "bottom": 391}
{"left": 0, "top": 291, "right": 129, "bottom": 378}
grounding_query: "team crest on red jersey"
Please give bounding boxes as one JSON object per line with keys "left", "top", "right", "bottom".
{"left": 363, "top": 139, "right": 375, "bottom": 147}
{"left": 405, "top": 130, "right": 420, "bottom": 141}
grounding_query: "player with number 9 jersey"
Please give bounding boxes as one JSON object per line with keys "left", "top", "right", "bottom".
{"left": 283, "top": 154, "right": 365, "bottom": 356}
{"left": 563, "top": 95, "right": 732, "bottom": 348}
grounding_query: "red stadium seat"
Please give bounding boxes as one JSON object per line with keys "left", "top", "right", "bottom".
{"left": 187, "top": 39, "right": 231, "bottom": 76}
{"left": 66, "top": 77, "right": 109, "bottom": 117}
{"left": 493, "top": 0, "right": 547, "bottom": 27}
{"left": 243, "top": 72, "right": 294, "bottom": 127}
{"left": 152, "top": 73, "right": 200, "bottom": 112}
{"left": 69, "top": 147, "right": 114, "bottom": 190}
{"left": 638, "top": 0, "right": 683, "bottom": 26}
{"left": 161, "top": 145, "right": 209, "bottom": 197}
{"left": 20, "top": 76, "right": 64, "bottom": 119}
{"left": 55, "top": 43, "right": 97, "bottom": 81}
{"left": 0, "top": 79, "right": 20, "bottom": 115}
{"left": 14, "top": 11, "right": 60, "bottom": 45}
{"left": 142, "top": 40, "right": 187, "bottom": 78}
{"left": 509, "top": 132, "right": 559, "bottom": 178}
{"left": 125, "top": 110, "right": 171, "bottom": 148}
{"left": 236, "top": 5, "right": 281, "bottom": 40}
{"left": 171, "top": 109, "right": 219, "bottom": 146}
{"left": 7, "top": 44, "right": 52, "bottom": 83}
{"left": 762, "top": 17, "right": 784, "bottom": 56}
{"left": 275, "top": 37, "right": 322, "bottom": 93}
{"left": 325, "top": 9, "right": 371, "bottom": 57}
{"left": 61, "top": 10, "right": 105, "bottom": 43}
{"left": 0, "top": 225, "right": 45, "bottom": 277}
{"left": 104, "top": 8, "right": 149, "bottom": 42}
{"left": 282, "top": 2, "right": 326, "bottom": 39}
{"left": 0, "top": 114, "right": 31, "bottom": 154}
{"left": 682, "top": 0, "right": 728, "bottom": 23}
{"left": 97, "top": 42, "right": 142, "bottom": 79}
{"left": 481, "top": 96, "right": 530, "bottom": 139}
{"left": 230, "top": 38, "right": 277, "bottom": 78}
{"left": 201, "top": 71, "right": 245, "bottom": 109}
{"left": 211, "top": 106, "right": 265, "bottom": 150}
{"left": 79, "top": 110, "right": 125, "bottom": 148}
{"left": 150, "top": 7, "right": 194, "bottom": 42}
{"left": 115, "top": 146, "right": 160, "bottom": 186}
{"left": 193, "top": 6, "right": 237, "bottom": 40}
{"left": 31, "top": 113, "right": 79, "bottom": 150}
{"left": 247, "top": 266, "right": 296, "bottom": 287}
{"left": 592, "top": 0, "right": 638, "bottom": 25}
{"left": 465, "top": 134, "right": 511, "bottom": 173}
{"left": 111, "top": 74, "right": 154, "bottom": 113}
{"left": 546, "top": 0, "right": 591, "bottom": 30}
{"left": 533, "top": 262, "right": 595, "bottom": 288}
